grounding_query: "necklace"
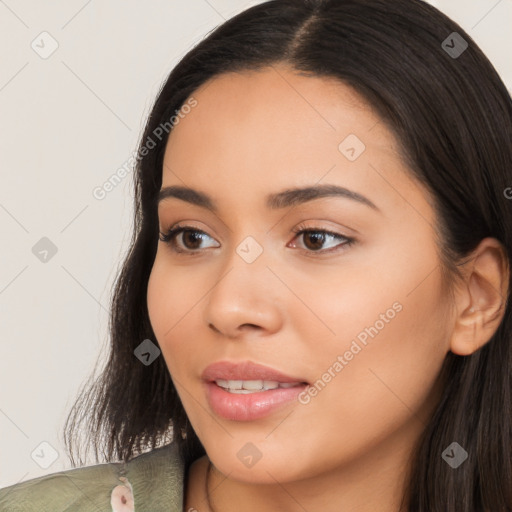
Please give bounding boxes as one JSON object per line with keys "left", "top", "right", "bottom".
{"left": 205, "top": 459, "right": 217, "bottom": 512}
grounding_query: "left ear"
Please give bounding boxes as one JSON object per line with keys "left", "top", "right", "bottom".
{"left": 449, "top": 237, "right": 510, "bottom": 356}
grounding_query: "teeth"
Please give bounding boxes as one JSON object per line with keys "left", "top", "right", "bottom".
{"left": 215, "top": 379, "right": 302, "bottom": 393}
{"left": 216, "top": 379, "right": 243, "bottom": 390}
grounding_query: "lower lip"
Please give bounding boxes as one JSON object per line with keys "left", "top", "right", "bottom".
{"left": 204, "top": 381, "right": 309, "bottom": 421}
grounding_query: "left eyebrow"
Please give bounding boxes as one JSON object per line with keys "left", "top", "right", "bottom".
{"left": 157, "top": 183, "right": 380, "bottom": 213}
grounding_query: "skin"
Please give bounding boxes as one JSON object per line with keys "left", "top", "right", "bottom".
{"left": 146, "top": 64, "right": 509, "bottom": 512}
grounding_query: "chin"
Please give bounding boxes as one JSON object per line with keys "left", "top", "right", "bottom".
{"left": 206, "top": 447, "right": 306, "bottom": 485}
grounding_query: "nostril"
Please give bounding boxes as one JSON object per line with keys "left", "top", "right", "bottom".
{"left": 208, "top": 323, "right": 221, "bottom": 334}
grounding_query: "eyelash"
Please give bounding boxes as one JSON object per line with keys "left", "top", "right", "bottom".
{"left": 158, "top": 222, "right": 356, "bottom": 256}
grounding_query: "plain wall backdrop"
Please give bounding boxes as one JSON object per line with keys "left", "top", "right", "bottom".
{"left": 1, "top": 0, "right": 511, "bottom": 488}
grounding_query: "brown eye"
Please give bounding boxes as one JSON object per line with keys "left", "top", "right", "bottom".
{"left": 159, "top": 225, "right": 220, "bottom": 253}
{"left": 289, "top": 227, "right": 356, "bottom": 254}
{"left": 302, "top": 232, "right": 327, "bottom": 251}
{"left": 180, "top": 229, "right": 204, "bottom": 250}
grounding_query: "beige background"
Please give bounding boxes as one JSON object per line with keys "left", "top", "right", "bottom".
{"left": 0, "top": 0, "right": 511, "bottom": 488}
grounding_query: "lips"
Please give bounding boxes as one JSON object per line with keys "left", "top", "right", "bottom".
{"left": 201, "top": 360, "right": 309, "bottom": 385}
{"left": 204, "top": 380, "right": 309, "bottom": 421}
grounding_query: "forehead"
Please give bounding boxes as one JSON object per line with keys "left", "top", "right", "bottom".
{"left": 161, "top": 65, "right": 433, "bottom": 221}
{"left": 168, "top": 66, "right": 385, "bottom": 148}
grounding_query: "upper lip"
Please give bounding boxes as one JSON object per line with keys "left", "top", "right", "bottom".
{"left": 201, "top": 360, "right": 308, "bottom": 384}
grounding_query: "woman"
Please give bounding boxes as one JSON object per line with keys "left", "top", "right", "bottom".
{"left": 1, "top": 0, "right": 511, "bottom": 510}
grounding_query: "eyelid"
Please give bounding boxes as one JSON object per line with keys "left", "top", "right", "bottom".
{"left": 159, "top": 220, "right": 356, "bottom": 256}
{"left": 288, "top": 222, "right": 356, "bottom": 253}
{"left": 159, "top": 223, "right": 220, "bottom": 250}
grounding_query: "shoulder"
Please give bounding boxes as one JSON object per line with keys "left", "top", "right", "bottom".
{"left": 0, "top": 441, "right": 185, "bottom": 512}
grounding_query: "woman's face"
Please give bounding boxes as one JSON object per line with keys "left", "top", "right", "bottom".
{"left": 147, "top": 64, "right": 454, "bottom": 484}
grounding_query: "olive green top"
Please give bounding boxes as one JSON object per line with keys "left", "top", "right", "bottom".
{"left": 0, "top": 442, "right": 185, "bottom": 512}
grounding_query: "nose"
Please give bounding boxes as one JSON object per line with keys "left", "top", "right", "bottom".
{"left": 202, "top": 247, "right": 283, "bottom": 340}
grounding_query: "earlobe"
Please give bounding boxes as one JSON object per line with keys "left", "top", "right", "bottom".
{"left": 449, "top": 237, "right": 510, "bottom": 357}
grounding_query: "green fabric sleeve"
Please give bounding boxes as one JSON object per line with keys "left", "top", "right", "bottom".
{"left": 0, "top": 442, "right": 185, "bottom": 512}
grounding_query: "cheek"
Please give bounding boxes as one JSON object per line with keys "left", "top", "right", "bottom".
{"left": 147, "top": 253, "right": 199, "bottom": 333}
{"left": 147, "top": 257, "right": 174, "bottom": 339}
{"left": 304, "top": 309, "right": 447, "bottom": 466}
{"left": 146, "top": 254, "right": 209, "bottom": 376}
{"left": 292, "top": 250, "right": 449, "bottom": 451}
